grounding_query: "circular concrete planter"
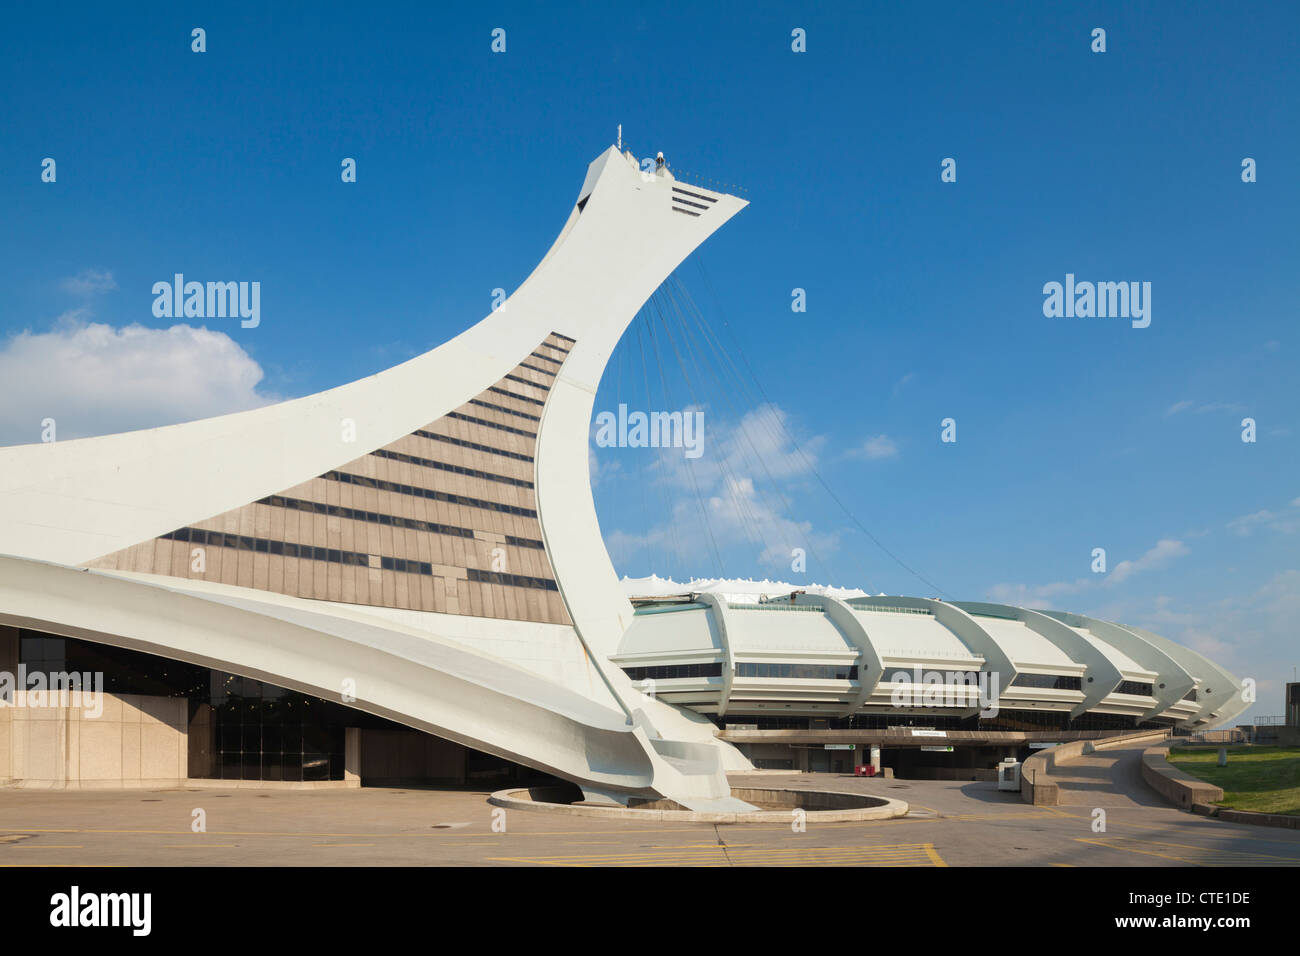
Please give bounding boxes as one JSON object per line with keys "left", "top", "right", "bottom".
{"left": 488, "top": 786, "right": 909, "bottom": 823}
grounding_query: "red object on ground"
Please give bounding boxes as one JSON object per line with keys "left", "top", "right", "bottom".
{"left": 854, "top": 765, "right": 877, "bottom": 777}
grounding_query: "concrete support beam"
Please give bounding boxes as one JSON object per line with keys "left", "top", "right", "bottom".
{"left": 698, "top": 594, "right": 737, "bottom": 719}
{"left": 345, "top": 727, "right": 361, "bottom": 785}
{"left": 953, "top": 601, "right": 1122, "bottom": 719}
{"left": 1040, "top": 611, "right": 1194, "bottom": 722}
{"left": 795, "top": 594, "right": 883, "bottom": 717}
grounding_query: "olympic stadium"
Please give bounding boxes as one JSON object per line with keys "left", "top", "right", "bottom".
{"left": 0, "top": 145, "right": 1248, "bottom": 809}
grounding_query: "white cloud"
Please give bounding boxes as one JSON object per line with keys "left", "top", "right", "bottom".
{"left": 60, "top": 268, "right": 117, "bottom": 296}
{"left": 1165, "top": 399, "right": 1245, "bottom": 416}
{"left": 847, "top": 434, "right": 899, "bottom": 461}
{"left": 987, "top": 538, "right": 1190, "bottom": 607}
{"left": 1226, "top": 496, "right": 1300, "bottom": 536}
{"left": 986, "top": 577, "right": 1090, "bottom": 607}
{"left": 588, "top": 447, "right": 622, "bottom": 488}
{"left": 1107, "top": 538, "right": 1188, "bottom": 585}
{"left": 720, "top": 403, "right": 825, "bottom": 481}
{"left": 598, "top": 402, "right": 841, "bottom": 577}
{"left": 0, "top": 318, "right": 277, "bottom": 445}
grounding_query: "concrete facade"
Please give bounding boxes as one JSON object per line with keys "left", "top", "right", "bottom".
{"left": 0, "top": 690, "right": 187, "bottom": 789}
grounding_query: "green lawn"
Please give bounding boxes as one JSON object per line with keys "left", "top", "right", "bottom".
{"left": 1167, "top": 746, "right": 1300, "bottom": 815}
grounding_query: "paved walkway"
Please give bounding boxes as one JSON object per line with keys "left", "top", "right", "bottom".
{"left": 0, "top": 757, "right": 1297, "bottom": 866}
{"left": 1050, "top": 743, "right": 1172, "bottom": 809}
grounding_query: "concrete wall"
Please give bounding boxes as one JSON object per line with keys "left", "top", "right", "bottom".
{"left": 1140, "top": 744, "right": 1224, "bottom": 810}
{"left": 0, "top": 626, "right": 16, "bottom": 781}
{"left": 0, "top": 691, "right": 187, "bottom": 789}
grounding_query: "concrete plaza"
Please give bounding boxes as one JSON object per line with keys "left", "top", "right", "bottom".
{"left": 2, "top": 744, "right": 1298, "bottom": 866}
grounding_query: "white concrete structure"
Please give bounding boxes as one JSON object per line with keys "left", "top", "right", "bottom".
{"left": 0, "top": 146, "right": 1247, "bottom": 806}
{"left": 613, "top": 591, "right": 1248, "bottom": 730}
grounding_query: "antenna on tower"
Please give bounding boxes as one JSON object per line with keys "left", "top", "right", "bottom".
{"left": 617, "top": 124, "right": 622, "bottom": 151}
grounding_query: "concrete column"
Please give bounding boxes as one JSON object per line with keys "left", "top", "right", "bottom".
{"left": 795, "top": 746, "right": 809, "bottom": 773}
{"left": 345, "top": 727, "right": 361, "bottom": 786}
{"left": 870, "top": 744, "right": 882, "bottom": 774}
{"left": 0, "top": 626, "right": 17, "bottom": 781}
{"left": 0, "top": 625, "right": 17, "bottom": 676}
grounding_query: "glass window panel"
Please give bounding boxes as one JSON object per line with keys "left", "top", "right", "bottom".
{"left": 303, "top": 723, "right": 332, "bottom": 754}
{"left": 280, "top": 753, "right": 302, "bottom": 782}
{"left": 220, "top": 752, "right": 242, "bottom": 780}
{"left": 261, "top": 725, "right": 282, "bottom": 754}
{"left": 261, "top": 752, "right": 283, "bottom": 782}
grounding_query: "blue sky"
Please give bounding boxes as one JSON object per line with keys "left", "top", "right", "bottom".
{"left": 1, "top": 2, "right": 1296, "bottom": 719}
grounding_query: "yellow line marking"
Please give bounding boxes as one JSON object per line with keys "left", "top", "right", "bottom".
{"left": 1076, "top": 837, "right": 1300, "bottom": 866}
{"left": 12, "top": 844, "right": 84, "bottom": 849}
{"left": 951, "top": 811, "right": 1070, "bottom": 822}
{"left": 487, "top": 842, "right": 945, "bottom": 867}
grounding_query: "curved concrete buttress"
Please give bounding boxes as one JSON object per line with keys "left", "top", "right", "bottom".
{"left": 793, "top": 594, "right": 885, "bottom": 718}
{"left": 1039, "top": 610, "right": 1195, "bottom": 722}
{"left": 952, "top": 601, "right": 1122, "bottom": 717}
{"left": 1122, "top": 624, "right": 1249, "bottom": 727}
{"left": 0, "top": 556, "right": 659, "bottom": 794}
{"left": 697, "top": 594, "right": 738, "bottom": 719}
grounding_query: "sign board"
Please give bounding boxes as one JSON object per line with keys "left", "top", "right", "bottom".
{"left": 910, "top": 730, "right": 947, "bottom": 738}
{"left": 920, "top": 745, "right": 954, "bottom": 752}
{"left": 1028, "top": 742, "right": 1059, "bottom": 750}
{"left": 824, "top": 744, "right": 855, "bottom": 750}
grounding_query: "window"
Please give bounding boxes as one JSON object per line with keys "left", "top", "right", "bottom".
{"left": 1115, "top": 680, "right": 1154, "bottom": 697}
{"left": 621, "top": 663, "right": 723, "bottom": 681}
{"left": 734, "top": 662, "right": 858, "bottom": 680}
{"left": 1011, "top": 673, "right": 1083, "bottom": 691}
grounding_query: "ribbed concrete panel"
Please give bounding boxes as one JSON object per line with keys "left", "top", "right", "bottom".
{"left": 1059, "top": 614, "right": 1194, "bottom": 721}
{"left": 1124, "top": 624, "right": 1251, "bottom": 727}
{"left": 954, "top": 602, "right": 1123, "bottom": 717}
{"left": 89, "top": 339, "right": 575, "bottom": 625}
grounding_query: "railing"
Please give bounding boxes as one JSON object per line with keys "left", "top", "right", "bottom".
{"left": 728, "top": 603, "right": 824, "bottom": 612}
{"left": 846, "top": 603, "right": 932, "bottom": 616}
{"left": 1190, "top": 728, "right": 1246, "bottom": 744}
